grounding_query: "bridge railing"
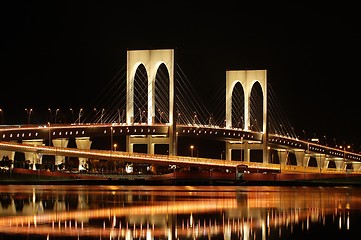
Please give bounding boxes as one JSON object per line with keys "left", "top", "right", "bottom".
{"left": 280, "top": 164, "right": 361, "bottom": 175}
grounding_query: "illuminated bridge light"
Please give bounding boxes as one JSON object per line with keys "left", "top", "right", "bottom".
{"left": 2, "top": 134, "right": 5, "bottom": 138}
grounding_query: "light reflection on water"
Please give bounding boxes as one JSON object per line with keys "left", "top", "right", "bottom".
{"left": 0, "top": 185, "right": 360, "bottom": 239}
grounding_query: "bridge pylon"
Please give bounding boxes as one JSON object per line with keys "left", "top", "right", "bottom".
{"left": 126, "top": 49, "right": 176, "bottom": 156}
{"left": 225, "top": 70, "right": 268, "bottom": 162}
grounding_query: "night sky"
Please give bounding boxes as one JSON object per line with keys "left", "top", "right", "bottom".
{"left": 1, "top": 2, "right": 360, "bottom": 150}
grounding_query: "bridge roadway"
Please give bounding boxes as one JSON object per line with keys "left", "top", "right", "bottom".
{"left": 0, "top": 140, "right": 278, "bottom": 171}
{"left": 0, "top": 123, "right": 360, "bottom": 165}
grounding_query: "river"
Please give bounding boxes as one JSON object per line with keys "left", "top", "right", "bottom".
{"left": 0, "top": 184, "right": 360, "bottom": 239}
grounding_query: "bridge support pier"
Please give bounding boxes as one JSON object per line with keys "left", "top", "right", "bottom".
{"left": 224, "top": 141, "right": 267, "bottom": 162}
{"left": 225, "top": 141, "right": 251, "bottom": 161}
{"left": 22, "top": 139, "right": 45, "bottom": 170}
{"left": 315, "top": 154, "right": 327, "bottom": 170}
{"left": 277, "top": 149, "right": 288, "bottom": 167}
{"left": 52, "top": 138, "right": 69, "bottom": 169}
{"left": 352, "top": 162, "right": 361, "bottom": 171}
{"left": 334, "top": 160, "right": 345, "bottom": 170}
{"left": 126, "top": 135, "right": 172, "bottom": 155}
{"left": 293, "top": 150, "right": 306, "bottom": 166}
{"left": 75, "top": 137, "right": 92, "bottom": 171}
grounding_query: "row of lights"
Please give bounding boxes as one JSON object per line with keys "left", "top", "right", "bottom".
{"left": 181, "top": 128, "right": 257, "bottom": 140}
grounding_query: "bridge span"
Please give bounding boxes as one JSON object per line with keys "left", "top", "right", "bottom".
{"left": 0, "top": 123, "right": 360, "bottom": 174}
{"left": 0, "top": 49, "right": 360, "bottom": 175}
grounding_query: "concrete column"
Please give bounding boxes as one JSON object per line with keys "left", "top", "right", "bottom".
{"left": 293, "top": 150, "right": 306, "bottom": 166}
{"left": 126, "top": 135, "right": 171, "bottom": 155}
{"left": 335, "top": 160, "right": 345, "bottom": 170}
{"left": 324, "top": 160, "right": 330, "bottom": 169}
{"left": 225, "top": 141, "right": 251, "bottom": 162}
{"left": 244, "top": 142, "right": 250, "bottom": 162}
{"left": 317, "top": 154, "right": 326, "bottom": 170}
{"left": 52, "top": 138, "right": 69, "bottom": 168}
{"left": 22, "top": 139, "right": 44, "bottom": 170}
{"left": 352, "top": 162, "right": 361, "bottom": 171}
{"left": 150, "top": 142, "right": 155, "bottom": 154}
{"left": 277, "top": 149, "right": 288, "bottom": 166}
{"left": 302, "top": 153, "right": 311, "bottom": 167}
{"left": 75, "top": 137, "right": 92, "bottom": 171}
{"left": 225, "top": 142, "right": 232, "bottom": 160}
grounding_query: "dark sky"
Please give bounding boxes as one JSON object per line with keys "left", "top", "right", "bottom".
{"left": 1, "top": 1, "right": 360, "bottom": 150}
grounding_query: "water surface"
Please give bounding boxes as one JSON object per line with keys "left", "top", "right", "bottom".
{"left": 0, "top": 185, "right": 360, "bottom": 239}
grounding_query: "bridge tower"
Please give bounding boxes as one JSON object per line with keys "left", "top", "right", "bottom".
{"left": 225, "top": 70, "right": 268, "bottom": 162}
{"left": 126, "top": 49, "right": 176, "bottom": 155}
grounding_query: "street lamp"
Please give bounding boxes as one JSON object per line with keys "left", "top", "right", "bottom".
{"left": 113, "top": 143, "right": 117, "bottom": 151}
{"left": 48, "top": 122, "right": 51, "bottom": 147}
{"left": 158, "top": 108, "right": 164, "bottom": 123}
{"left": 110, "top": 126, "right": 115, "bottom": 151}
{"left": 55, "top": 108, "right": 60, "bottom": 123}
{"left": 0, "top": 109, "right": 3, "bottom": 124}
{"left": 101, "top": 108, "right": 105, "bottom": 123}
{"left": 190, "top": 145, "right": 194, "bottom": 157}
{"left": 48, "top": 108, "right": 52, "bottom": 123}
{"left": 25, "top": 108, "right": 32, "bottom": 124}
{"left": 193, "top": 111, "right": 197, "bottom": 125}
{"left": 78, "top": 108, "right": 83, "bottom": 124}
{"left": 69, "top": 108, "right": 74, "bottom": 123}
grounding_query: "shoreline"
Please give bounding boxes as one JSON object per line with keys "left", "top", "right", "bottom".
{"left": 1, "top": 168, "right": 361, "bottom": 187}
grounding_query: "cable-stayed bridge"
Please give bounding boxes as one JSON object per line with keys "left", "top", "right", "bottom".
{"left": 0, "top": 49, "right": 360, "bottom": 176}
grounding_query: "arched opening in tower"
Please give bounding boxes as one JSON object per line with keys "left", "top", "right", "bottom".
{"left": 231, "top": 82, "right": 244, "bottom": 129}
{"left": 155, "top": 63, "right": 170, "bottom": 124}
{"left": 133, "top": 64, "right": 148, "bottom": 124}
{"left": 250, "top": 82, "right": 264, "bottom": 132}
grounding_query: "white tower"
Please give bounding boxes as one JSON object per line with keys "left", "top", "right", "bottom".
{"left": 126, "top": 49, "right": 176, "bottom": 155}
